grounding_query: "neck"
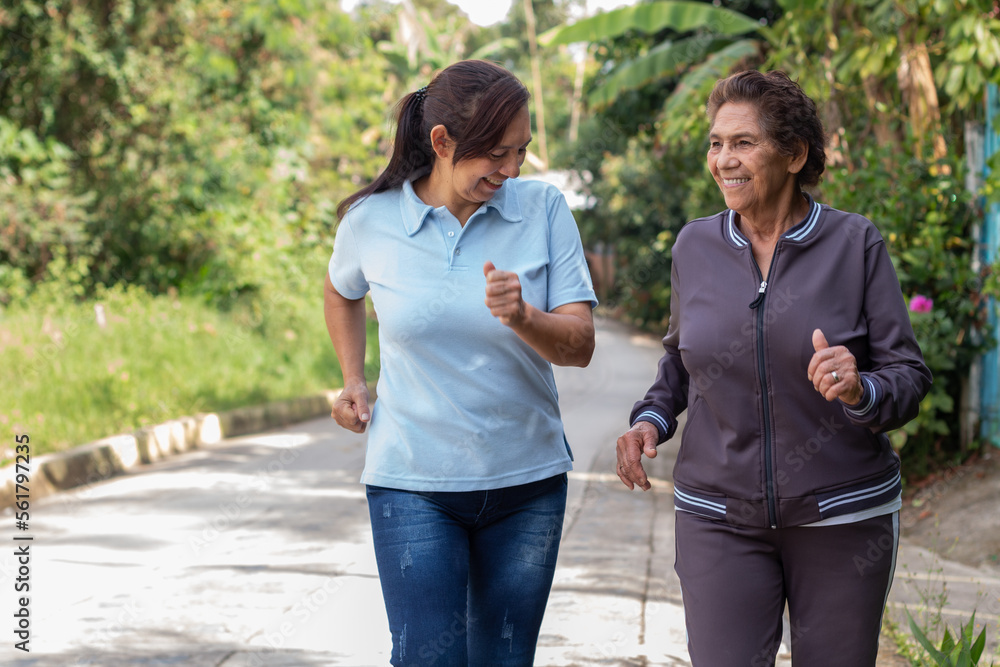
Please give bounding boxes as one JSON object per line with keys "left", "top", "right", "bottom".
{"left": 738, "top": 191, "right": 809, "bottom": 241}
{"left": 414, "top": 163, "right": 480, "bottom": 226}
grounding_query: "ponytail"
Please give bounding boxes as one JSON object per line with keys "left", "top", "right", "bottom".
{"left": 337, "top": 60, "right": 529, "bottom": 221}
{"left": 336, "top": 90, "right": 432, "bottom": 219}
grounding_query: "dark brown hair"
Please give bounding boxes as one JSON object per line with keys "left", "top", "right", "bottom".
{"left": 706, "top": 70, "right": 826, "bottom": 188}
{"left": 337, "top": 60, "right": 530, "bottom": 219}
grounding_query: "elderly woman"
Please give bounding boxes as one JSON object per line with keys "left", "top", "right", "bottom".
{"left": 615, "top": 70, "right": 931, "bottom": 666}
{"left": 325, "top": 60, "right": 596, "bottom": 666}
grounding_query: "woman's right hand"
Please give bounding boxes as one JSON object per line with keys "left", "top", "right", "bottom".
{"left": 332, "top": 381, "right": 371, "bottom": 433}
{"left": 616, "top": 421, "right": 659, "bottom": 491}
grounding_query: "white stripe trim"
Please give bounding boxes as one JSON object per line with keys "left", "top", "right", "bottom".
{"left": 820, "top": 486, "right": 898, "bottom": 512}
{"left": 674, "top": 506, "right": 725, "bottom": 519}
{"left": 673, "top": 500, "right": 727, "bottom": 517}
{"left": 785, "top": 201, "right": 821, "bottom": 241}
{"left": 635, "top": 410, "right": 670, "bottom": 436}
{"left": 880, "top": 513, "right": 900, "bottom": 618}
{"left": 817, "top": 473, "right": 901, "bottom": 511}
{"left": 845, "top": 376, "right": 878, "bottom": 416}
{"left": 674, "top": 488, "right": 726, "bottom": 514}
{"left": 802, "top": 495, "right": 900, "bottom": 526}
{"left": 726, "top": 210, "right": 747, "bottom": 247}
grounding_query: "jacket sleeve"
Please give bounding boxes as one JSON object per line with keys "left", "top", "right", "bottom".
{"left": 629, "top": 260, "right": 689, "bottom": 444}
{"left": 843, "top": 235, "right": 932, "bottom": 432}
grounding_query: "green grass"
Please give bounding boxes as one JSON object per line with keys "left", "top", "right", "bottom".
{"left": 1, "top": 284, "right": 379, "bottom": 458}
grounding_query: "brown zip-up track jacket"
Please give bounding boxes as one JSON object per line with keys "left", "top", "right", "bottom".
{"left": 631, "top": 198, "right": 932, "bottom": 529}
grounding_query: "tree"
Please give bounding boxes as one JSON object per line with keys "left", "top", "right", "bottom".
{"left": 375, "top": 0, "right": 479, "bottom": 92}
{"left": 767, "top": 0, "right": 1000, "bottom": 169}
{"left": 540, "top": 0, "right": 764, "bottom": 141}
{"left": 475, "top": 0, "right": 577, "bottom": 170}
{"left": 766, "top": 0, "right": 1000, "bottom": 467}
{"left": 0, "top": 0, "right": 393, "bottom": 305}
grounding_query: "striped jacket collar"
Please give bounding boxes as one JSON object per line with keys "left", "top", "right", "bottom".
{"left": 724, "top": 194, "right": 822, "bottom": 248}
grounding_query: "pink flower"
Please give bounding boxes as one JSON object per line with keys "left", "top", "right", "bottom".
{"left": 910, "top": 295, "right": 933, "bottom": 313}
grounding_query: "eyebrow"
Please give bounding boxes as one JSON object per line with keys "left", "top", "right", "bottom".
{"left": 709, "top": 131, "right": 758, "bottom": 141}
{"left": 496, "top": 137, "right": 533, "bottom": 150}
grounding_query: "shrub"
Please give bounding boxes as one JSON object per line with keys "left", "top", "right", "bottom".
{"left": 0, "top": 272, "right": 378, "bottom": 457}
{"left": 906, "top": 610, "right": 993, "bottom": 667}
{"left": 821, "top": 150, "right": 998, "bottom": 475}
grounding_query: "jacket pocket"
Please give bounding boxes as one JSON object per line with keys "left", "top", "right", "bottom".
{"left": 813, "top": 466, "right": 902, "bottom": 521}
{"left": 673, "top": 482, "right": 728, "bottom": 521}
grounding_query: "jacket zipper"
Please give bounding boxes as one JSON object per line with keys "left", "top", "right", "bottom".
{"left": 749, "top": 257, "right": 778, "bottom": 529}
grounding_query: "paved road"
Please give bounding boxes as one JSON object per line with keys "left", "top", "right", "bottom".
{"left": 2, "top": 316, "right": 998, "bottom": 665}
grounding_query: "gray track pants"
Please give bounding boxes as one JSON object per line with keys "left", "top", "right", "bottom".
{"left": 674, "top": 510, "right": 898, "bottom": 666}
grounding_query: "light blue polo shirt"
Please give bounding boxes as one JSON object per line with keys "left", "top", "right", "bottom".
{"left": 329, "top": 175, "right": 597, "bottom": 492}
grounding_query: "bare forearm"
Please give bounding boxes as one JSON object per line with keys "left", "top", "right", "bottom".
{"left": 507, "top": 302, "right": 595, "bottom": 367}
{"left": 323, "top": 275, "right": 368, "bottom": 385}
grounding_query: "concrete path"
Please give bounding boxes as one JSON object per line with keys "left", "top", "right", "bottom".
{"left": 1, "top": 317, "right": 997, "bottom": 666}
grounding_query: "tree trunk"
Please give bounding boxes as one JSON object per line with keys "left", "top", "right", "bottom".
{"left": 523, "top": 0, "right": 549, "bottom": 169}
{"left": 861, "top": 75, "right": 900, "bottom": 150}
{"left": 568, "top": 51, "right": 586, "bottom": 144}
{"left": 897, "top": 40, "right": 948, "bottom": 164}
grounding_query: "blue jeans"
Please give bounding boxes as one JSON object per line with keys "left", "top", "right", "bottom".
{"left": 366, "top": 474, "right": 568, "bottom": 667}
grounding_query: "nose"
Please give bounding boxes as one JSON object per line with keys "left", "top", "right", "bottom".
{"left": 499, "top": 154, "right": 521, "bottom": 179}
{"left": 716, "top": 144, "right": 740, "bottom": 169}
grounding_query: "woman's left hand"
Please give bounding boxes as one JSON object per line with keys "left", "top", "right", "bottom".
{"left": 807, "top": 328, "right": 864, "bottom": 406}
{"left": 484, "top": 261, "right": 526, "bottom": 326}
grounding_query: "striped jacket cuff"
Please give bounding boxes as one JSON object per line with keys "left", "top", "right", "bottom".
{"left": 844, "top": 374, "right": 879, "bottom": 418}
{"left": 632, "top": 410, "right": 672, "bottom": 443}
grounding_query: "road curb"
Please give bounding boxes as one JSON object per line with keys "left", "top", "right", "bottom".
{"left": 0, "top": 390, "right": 341, "bottom": 509}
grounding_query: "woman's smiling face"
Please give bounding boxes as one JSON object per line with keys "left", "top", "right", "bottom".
{"left": 707, "top": 102, "right": 801, "bottom": 222}
{"left": 450, "top": 105, "right": 532, "bottom": 206}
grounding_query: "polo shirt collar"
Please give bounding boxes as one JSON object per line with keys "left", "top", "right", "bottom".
{"left": 484, "top": 178, "right": 524, "bottom": 224}
{"left": 400, "top": 177, "right": 434, "bottom": 236}
{"left": 400, "top": 174, "right": 524, "bottom": 236}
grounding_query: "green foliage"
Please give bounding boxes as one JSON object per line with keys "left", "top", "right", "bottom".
{"left": 0, "top": 0, "right": 396, "bottom": 454}
{"left": 540, "top": 0, "right": 763, "bottom": 122}
{"left": 587, "top": 35, "right": 726, "bottom": 110}
{"left": 475, "top": 0, "right": 577, "bottom": 167}
{"left": 0, "top": 117, "right": 95, "bottom": 305}
{"left": 906, "top": 610, "right": 992, "bottom": 666}
{"left": 541, "top": 1, "right": 759, "bottom": 46}
{"left": 0, "top": 0, "right": 596, "bottom": 456}
{"left": 820, "top": 147, "right": 997, "bottom": 473}
{"left": 556, "top": 0, "right": 1000, "bottom": 476}
{"left": 574, "top": 128, "right": 720, "bottom": 328}
{"left": 375, "top": 0, "right": 479, "bottom": 81}
{"left": 0, "top": 0, "right": 389, "bottom": 304}
{"left": 0, "top": 277, "right": 379, "bottom": 456}
{"left": 931, "top": 1, "right": 1000, "bottom": 112}
{"left": 886, "top": 544, "right": 999, "bottom": 666}
{"left": 544, "top": 1, "right": 775, "bottom": 330}
{"left": 762, "top": 0, "right": 1000, "bottom": 468}
{"left": 658, "top": 37, "right": 761, "bottom": 141}
{"left": 766, "top": 0, "right": 1000, "bottom": 154}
